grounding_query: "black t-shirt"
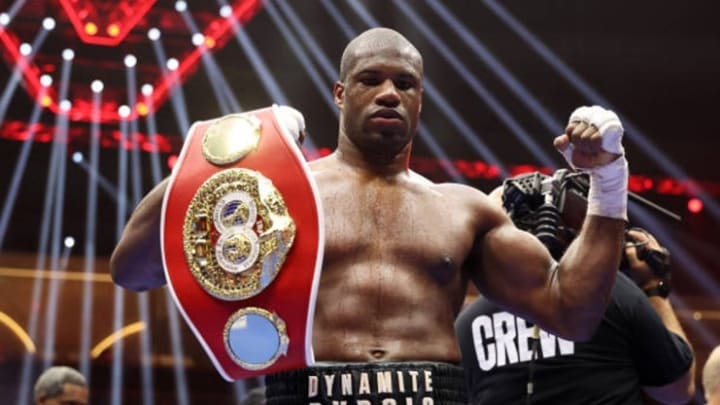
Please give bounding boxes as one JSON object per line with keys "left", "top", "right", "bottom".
{"left": 455, "top": 273, "right": 693, "bottom": 405}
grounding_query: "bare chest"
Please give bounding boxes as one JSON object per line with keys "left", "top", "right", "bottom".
{"left": 318, "top": 178, "right": 476, "bottom": 274}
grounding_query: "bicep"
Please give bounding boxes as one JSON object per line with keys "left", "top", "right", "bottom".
{"left": 474, "top": 215, "right": 557, "bottom": 325}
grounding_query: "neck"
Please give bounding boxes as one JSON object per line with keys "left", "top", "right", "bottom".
{"left": 335, "top": 133, "right": 412, "bottom": 177}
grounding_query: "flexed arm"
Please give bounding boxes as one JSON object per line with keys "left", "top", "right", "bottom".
{"left": 110, "top": 178, "right": 169, "bottom": 291}
{"left": 475, "top": 106, "right": 628, "bottom": 341}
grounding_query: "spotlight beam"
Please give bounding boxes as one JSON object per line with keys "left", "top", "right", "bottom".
{"left": 79, "top": 87, "right": 101, "bottom": 383}
{"left": 0, "top": 94, "right": 44, "bottom": 249}
{"left": 224, "top": 2, "right": 287, "bottom": 103}
{"left": 126, "top": 63, "right": 156, "bottom": 405}
{"left": 273, "top": 0, "right": 338, "bottom": 80}
{"left": 111, "top": 117, "right": 130, "bottom": 405}
{"left": 15, "top": 103, "right": 63, "bottom": 405}
{"left": 220, "top": 0, "right": 318, "bottom": 150}
{"left": 74, "top": 157, "right": 128, "bottom": 207}
{"left": 393, "top": 0, "right": 559, "bottom": 169}
{"left": 140, "top": 94, "right": 191, "bottom": 405}
{"left": 149, "top": 35, "right": 191, "bottom": 135}
{"left": 5, "top": 0, "right": 28, "bottom": 21}
{"left": 0, "top": 27, "right": 49, "bottom": 126}
{"left": 317, "top": 0, "right": 355, "bottom": 45}
{"left": 177, "top": 5, "right": 238, "bottom": 114}
{"left": 424, "top": 0, "right": 565, "bottom": 136}
{"left": 141, "top": 94, "right": 163, "bottom": 182}
{"left": 42, "top": 52, "right": 75, "bottom": 369}
{"left": 482, "top": 0, "right": 720, "bottom": 219}
{"left": 164, "top": 293, "right": 191, "bottom": 405}
{"left": 126, "top": 63, "right": 144, "bottom": 203}
{"left": 265, "top": 1, "right": 337, "bottom": 115}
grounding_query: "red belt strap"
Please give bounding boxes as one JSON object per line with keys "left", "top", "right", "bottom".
{"left": 161, "top": 105, "right": 323, "bottom": 380}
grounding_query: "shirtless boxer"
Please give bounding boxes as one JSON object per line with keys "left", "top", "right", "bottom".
{"left": 111, "top": 28, "right": 628, "bottom": 404}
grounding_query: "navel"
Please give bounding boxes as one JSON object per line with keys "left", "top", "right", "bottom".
{"left": 370, "top": 349, "right": 387, "bottom": 359}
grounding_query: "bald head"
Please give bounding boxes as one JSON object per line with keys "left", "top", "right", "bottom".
{"left": 34, "top": 366, "right": 88, "bottom": 404}
{"left": 705, "top": 346, "right": 720, "bottom": 403}
{"left": 339, "top": 28, "right": 423, "bottom": 82}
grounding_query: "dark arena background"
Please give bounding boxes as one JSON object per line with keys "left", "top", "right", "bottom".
{"left": 0, "top": 0, "right": 718, "bottom": 404}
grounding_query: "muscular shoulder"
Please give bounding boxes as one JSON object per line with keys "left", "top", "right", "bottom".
{"left": 431, "top": 180, "right": 501, "bottom": 213}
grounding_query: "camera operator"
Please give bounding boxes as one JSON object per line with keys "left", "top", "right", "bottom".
{"left": 455, "top": 171, "right": 695, "bottom": 405}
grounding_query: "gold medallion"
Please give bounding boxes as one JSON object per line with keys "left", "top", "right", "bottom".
{"left": 183, "top": 168, "right": 296, "bottom": 300}
{"left": 223, "top": 307, "right": 289, "bottom": 370}
{"left": 202, "top": 114, "right": 261, "bottom": 165}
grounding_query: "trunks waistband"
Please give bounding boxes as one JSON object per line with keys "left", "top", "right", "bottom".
{"left": 265, "top": 361, "right": 467, "bottom": 405}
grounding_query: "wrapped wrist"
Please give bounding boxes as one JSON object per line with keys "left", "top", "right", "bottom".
{"left": 587, "top": 156, "right": 629, "bottom": 221}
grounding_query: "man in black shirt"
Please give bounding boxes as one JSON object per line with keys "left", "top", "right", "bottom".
{"left": 455, "top": 172, "right": 695, "bottom": 405}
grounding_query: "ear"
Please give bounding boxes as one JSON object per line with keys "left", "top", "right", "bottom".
{"left": 333, "top": 81, "right": 345, "bottom": 108}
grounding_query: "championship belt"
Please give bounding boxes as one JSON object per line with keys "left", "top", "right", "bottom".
{"left": 161, "top": 105, "right": 323, "bottom": 381}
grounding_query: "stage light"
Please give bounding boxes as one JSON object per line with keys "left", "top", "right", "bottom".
{"left": 124, "top": 54, "right": 137, "bottom": 68}
{"left": 84, "top": 22, "right": 98, "bottom": 36}
{"left": 141, "top": 84, "right": 154, "bottom": 96}
{"left": 42, "top": 17, "right": 56, "bottom": 31}
{"left": 72, "top": 152, "right": 83, "bottom": 163}
{"left": 91, "top": 80, "right": 104, "bottom": 93}
{"left": 147, "top": 27, "right": 161, "bottom": 41}
{"left": 62, "top": 48, "right": 74, "bottom": 61}
{"left": 192, "top": 33, "right": 205, "bottom": 47}
{"left": 64, "top": 236, "right": 75, "bottom": 248}
{"left": 175, "top": 1, "right": 187, "bottom": 12}
{"left": 204, "top": 37, "right": 216, "bottom": 48}
{"left": 19, "top": 43, "right": 31, "bottom": 56}
{"left": 688, "top": 197, "right": 703, "bottom": 214}
{"left": 166, "top": 57, "right": 179, "bottom": 71}
{"left": 118, "top": 105, "right": 131, "bottom": 118}
{"left": 40, "top": 95, "right": 52, "bottom": 107}
{"left": 107, "top": 23, "right": 120, "bottom": 37}
{"left": 136, "top": 102, "right": 149, "bottom": 116}
{"left": 0, "top": 12, "right": 9, "bottom": 26}
{"left": 40, "top": 74, "right": 53, "bottom": 87}
{"left": 59, "top": 100, "right": 71, "bottom": 111}
{"left": 220, "top": 5, "right": 232, "bottom": 18}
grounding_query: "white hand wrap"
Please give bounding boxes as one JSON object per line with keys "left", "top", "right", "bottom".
{"left": 566, "top": 105, "right": 629, "bottom": 221}
{"left": 570, "top": 106, "right": 624, "bottom": 155}
{"left": 274, "top": 104, "right": 306, "bottom": 144}
{"left": 587, "top": 156, "right": 628, "bottom": 221}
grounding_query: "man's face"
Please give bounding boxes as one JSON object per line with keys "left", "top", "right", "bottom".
{"left": 334, "top": 45, "right": 423, "bottom": 152}
{"left": 38, "top": 383, "right": 89, "bottom": 405}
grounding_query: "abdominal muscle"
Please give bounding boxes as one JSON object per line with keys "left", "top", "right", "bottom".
{"left": 311, "top": 259, "right": 463, "bottom": 363}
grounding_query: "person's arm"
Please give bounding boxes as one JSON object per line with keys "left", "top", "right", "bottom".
{"left": 475, "top": 206, "right": 624, "bottom": 341}
{"left": 624, "top": 228, "right": 696, "bottom": 404}
{"left": 642, "top": 296, "right": 695, "bottom": 404}
{"left": 110, "top": 178, "right": 169, "bottom": 291}
{"left": 474, "top": 107, "right": 627, "bottom": 341}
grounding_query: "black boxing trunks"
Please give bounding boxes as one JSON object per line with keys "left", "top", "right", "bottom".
{"left": 265, "top": 362, "right": 468, "bottom": 405}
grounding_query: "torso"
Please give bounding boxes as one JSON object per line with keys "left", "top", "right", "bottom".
{"left": 309, "top": 154, "right": 492, "bottom": 362}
